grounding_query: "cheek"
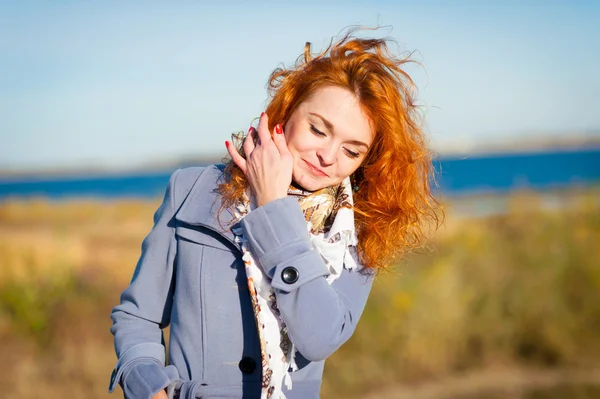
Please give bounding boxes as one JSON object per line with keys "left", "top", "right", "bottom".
{"left": 286, "top": 132, "right": 316, "bottom": 154}
{"left": 284, "top": 123, "right": 303, "bottom": 152}
{"left": 336, "top": 158, "right": 362, "bottom": 179}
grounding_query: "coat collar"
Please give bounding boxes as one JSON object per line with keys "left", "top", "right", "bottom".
{"left": 174, "top": 164, "right": 240, "bottom": 251}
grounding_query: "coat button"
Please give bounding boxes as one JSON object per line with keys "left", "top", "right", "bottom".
{"left": 239, "top": 357, "right": 257, "bottom": 374}
{"left": 281, "top": 267, "right": 299, "bottom": 284}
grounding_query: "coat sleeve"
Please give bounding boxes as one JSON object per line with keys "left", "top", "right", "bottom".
{"left": 108, "top": 169, "right": 182, "bottom": 398}
{"left": 241, "top": 196, "right": 375, "bottom": 362}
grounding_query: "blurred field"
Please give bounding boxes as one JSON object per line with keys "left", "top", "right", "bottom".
{"left": 1, "top": 188, "right": 599, "bottom": 398}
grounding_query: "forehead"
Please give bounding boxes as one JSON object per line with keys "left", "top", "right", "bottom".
{"left": 299, "top": 86, "right": 374, "bottom": 143}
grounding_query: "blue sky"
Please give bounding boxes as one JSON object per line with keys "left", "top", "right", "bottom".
{"left": 1, "top": 1, "right": 599, "bottom": 170}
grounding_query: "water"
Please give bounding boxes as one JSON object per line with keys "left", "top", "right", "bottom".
{"left": 1, "top": 149, "right": 598, "bottom": 200}
{"left": 437, "top": 148, "right": 599, "bottom": 195}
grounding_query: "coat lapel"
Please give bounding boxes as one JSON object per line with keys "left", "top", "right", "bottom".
{"left": 174, "top": 164, "right": 241, "bottom": 252}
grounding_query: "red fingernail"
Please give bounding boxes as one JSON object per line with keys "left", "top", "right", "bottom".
{"left": 248, "top": 126, "right": 253, "bottom": 134}
{"left": 225, "top": 141, "right": 229, "bottom": 148}
{"left": 275, "top": 124, "right": 283, "bottom": 134}
{"left": 261, "top": 112, "right": 265, "bottom": 118}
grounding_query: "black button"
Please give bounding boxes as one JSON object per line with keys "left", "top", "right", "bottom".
{"left": 239, "top": 357, "right": 256, "bottom": 374}
{"left": 281, "top": 267, "right": 299, "bottom": 284}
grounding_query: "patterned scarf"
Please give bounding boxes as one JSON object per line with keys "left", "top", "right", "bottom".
{"left": 232, "top": 176, "right": 359, "bottom": 399}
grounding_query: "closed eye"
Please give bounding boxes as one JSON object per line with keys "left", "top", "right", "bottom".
{"left": 344, "top": 148, "right": 360, "bottom": 158}
{"left": 310, "top": 124, "right": 326, "bottom": 137}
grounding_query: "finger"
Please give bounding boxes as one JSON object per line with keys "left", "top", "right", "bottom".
{"left": 256, "top": 112, "right": 273, "bottom": 147}
{"left": 225, "top": 140, "right": 247, "bottom": 174}
{"left": 243, "top": 127, "right": 256, "bottom": 156}
{"left": 272, "top": 124, "right": 291, "bottom": 156}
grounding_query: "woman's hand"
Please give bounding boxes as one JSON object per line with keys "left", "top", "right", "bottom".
{"left": 226, "top": 112, "right": 293, "bottom": 207}
{"left": 151, "top": 390, "right": 168, "bottom": 399}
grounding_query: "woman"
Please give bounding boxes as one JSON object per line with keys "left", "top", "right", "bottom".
{"left": 108, "top": 29, "right": 439, "bottom": 399}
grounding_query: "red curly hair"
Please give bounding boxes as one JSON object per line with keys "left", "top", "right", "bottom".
{"left": 219, "top": 29, "right": 441, "bottom": 269}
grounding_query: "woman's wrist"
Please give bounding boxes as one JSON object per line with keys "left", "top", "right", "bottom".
{"left": 255, "top": 192, "right": 288, "bottom": 208}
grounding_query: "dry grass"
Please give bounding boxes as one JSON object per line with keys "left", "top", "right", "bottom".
{"left": 0, "top": 198, "right": 159, "bottom": 396}
{"left": 0, "top": 188, "right": 599, "bottom": 398}
{"left": 322, "top": 188, "right": 600, "bottom": 398}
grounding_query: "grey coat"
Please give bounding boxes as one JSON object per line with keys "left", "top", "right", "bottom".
{"left": 109, "top": 165, "right": 374, "bottom": 399}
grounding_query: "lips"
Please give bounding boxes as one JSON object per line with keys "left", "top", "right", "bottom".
{"left": 304, "top": 160, "right": 328, "bottom": 177}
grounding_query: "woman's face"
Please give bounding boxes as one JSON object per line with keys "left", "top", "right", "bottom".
{"left": 283, "top": 86, "right": 374, "bottom": 192}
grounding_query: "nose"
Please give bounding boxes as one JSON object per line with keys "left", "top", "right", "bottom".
{"left": 316, "top": 144, "right": 336, "bottom": 166}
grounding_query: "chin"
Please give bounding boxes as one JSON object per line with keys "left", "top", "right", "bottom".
{"left": 293, "top": 172, "right": 334, "bottom": 192}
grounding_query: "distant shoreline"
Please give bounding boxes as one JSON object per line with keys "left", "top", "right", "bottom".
{"left": 0, "top": 157, "right": 223, "bottom": 179}
{"left": 429, "top": 131, "right": 600, "bottom": 158}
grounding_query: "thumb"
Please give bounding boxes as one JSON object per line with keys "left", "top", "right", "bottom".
{"left": 272, "top": 124, "right": 290, "bottom": 156}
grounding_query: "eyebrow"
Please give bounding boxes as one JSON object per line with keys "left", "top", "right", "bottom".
{"left": 309, "top": 112, "right": 370, "bottom": 149}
